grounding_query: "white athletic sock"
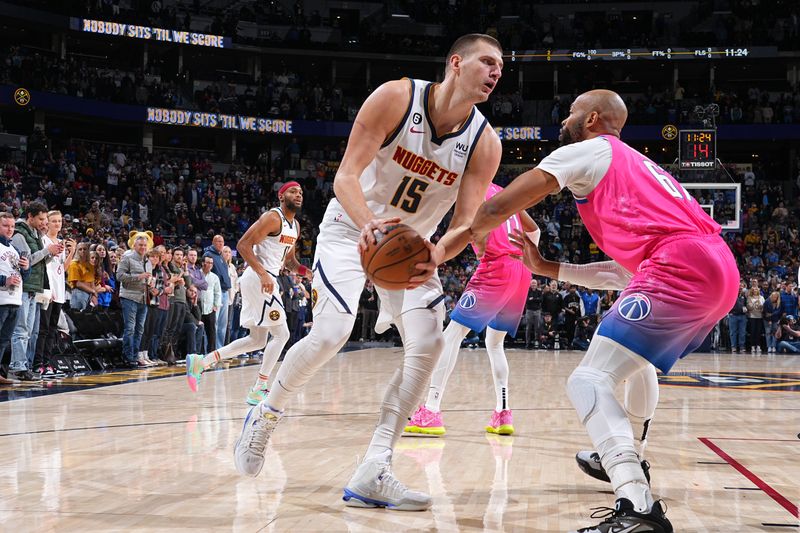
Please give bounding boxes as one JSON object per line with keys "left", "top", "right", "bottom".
{"left": 424, "top": 321, "right": 469, "bottom": 412}
{"left": 253, "top": 324, "right": 290, "bottom": 390}
{"left": 484, "top": 327, "right": 509, "bottom": 411}
{"left": 203, "top": 327, "right": 270, "bottom": 367}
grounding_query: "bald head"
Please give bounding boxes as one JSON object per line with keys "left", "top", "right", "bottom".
{"left": 559, "top": 89, "right": 628, "bottom": 145}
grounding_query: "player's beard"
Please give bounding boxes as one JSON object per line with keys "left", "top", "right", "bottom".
{"left": 284, "top": 199, "right": 302, "bottom": 214}
{"left": 558, "top": 117, "right": 586, "bottom": 146}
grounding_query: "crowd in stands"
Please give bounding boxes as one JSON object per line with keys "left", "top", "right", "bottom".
{"left": 0, "top": 128, "right": 799, "bottom": 382}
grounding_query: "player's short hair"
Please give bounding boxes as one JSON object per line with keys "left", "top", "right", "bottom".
{"left": 446, "top": 33, "right": 502, "bottom": 70}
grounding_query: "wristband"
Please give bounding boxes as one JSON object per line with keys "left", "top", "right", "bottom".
{"left": 297, "top": 265, "right": 309, "bottom": 277}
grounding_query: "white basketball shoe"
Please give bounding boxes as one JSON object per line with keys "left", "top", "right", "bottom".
{"left": 343, "top": 458, "right": 432, "bottom": 511}
{"left": 234, "top": 405, "right": 282, "bottom": 477}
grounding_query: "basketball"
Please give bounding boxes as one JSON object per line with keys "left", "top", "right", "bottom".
{"left": 360, "top": 224, "right": 430, "bottom": 290}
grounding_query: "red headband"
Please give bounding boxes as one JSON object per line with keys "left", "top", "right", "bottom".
{"left": 278, "top": 181, "right": 301, "bottom": 198}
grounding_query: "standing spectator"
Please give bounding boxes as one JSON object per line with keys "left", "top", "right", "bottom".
{"left": 92, "top": 243, "right": 114, "bottom": 307}
{"left": 599, "top": 290, "right": 618, "bottom": 313}
{"left": 779, "top": 282, "right": 798, "bottom": 318}
{"left": 223, "top": 246, "right": 239, "bottom": 344}
{"left": 0, "top": 212, "right": 28, "bottom": 382}
{"left": 204, "top": 234, "right": 231, "bottom": 349}
{"left": 34, "top": 211, "right": 76, "bottom": 378}
{"left": 161, "top": 248, "right": 190, "bottom": 364}
{"left": 523, "top": 279, "right": 542, "bottom": 349}
{"left": 10, "top": 201, "right": 57, "bottom": 379}
{"left": 746, "top": 285, "right": 765, "bottom": 353}
{"left": 728, "top": 283, "right": 748, "bottom": 353}
{"left": 117, "top": 235, "right": 151, "bottom": 368}
{"left": 579, "top": 287, "right": 601, "bottom": 323}
{"left": 139, "top": 248, "right": 167, "bottom": 366}
{"left": 292, "top": 273, "right": 310, "bottom": 343}
{"left": 186, "top": 247, "right": 207, "bottom": 293}
{"left": 763, "top": 291, "right": 782, "bottom": 354}
{"left": 359, "top": 280, "right": 378, "bottom": 342}
{"left": 67, "top": 243, "right": 96, "bottom": 310}
{"left": 182, "top": 285, "right": 206, "bottom": 355}
{"left": 562, "top": 284, "right": 583, "bottom": 344}
{"left": 199, "top": 255, "right": 221, "bottom": 350}
{"left": 541, "top": 282, "right": 563, "bottom": 328}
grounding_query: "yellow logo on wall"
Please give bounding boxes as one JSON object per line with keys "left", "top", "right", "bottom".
{"left": 14, "top": 88, "right": 31, "bottom": 106}
{"left": 661, "top": 124, "right": 678, "bottom": 140}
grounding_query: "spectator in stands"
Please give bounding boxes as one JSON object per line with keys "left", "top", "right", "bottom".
{"left": 90, "top": 248, "right": 114, "bottom": 308}
{"left": 524, "top": 279, "right": 543, "bottom": 349}
{"left": 117, "top": 235, "right": 151, "bottom": 369}
{"left": 186, "top": 247, "right": 207, "bottom": 294}
{"left": 763, "top": 290, "right": 783, "bottom": 354}
{"left": 183, "top": 284, "right": 205, "bottom": 355}
{"left": 780, "top": 282, "right": 799, "bottom": 318}
{"left": 746, "top": 283, "right": 765, "bottom": 353}
{"left": 359, "top": 280, "right": 378, "bottom": 342}
{"left": 0, "top": 212, "right": 28, "bottom": 383}
{"left": 223, "top": 246, "right": 239, "bottom": 344}
{"left": 572, "top": 315, "right": 594, "bottom": 351}
{"left": 728, "top": 282, "right": 748, "bottom": 353}
{"left": 579, "top": 287, "right": 601, "bottom": 323}
{"left": 539, "top": 312, "right": 557, "bottom": 349}
{"left": 34, "top": 210, "right": 75, "bottom": 378}
{"left": 139, "top": 247, "right": 167, "bottom": 367}
{"left": 204, "top": 235, "right": 231, "bottom": 349}
{"left": 199, "top": 255, "right": 221, "bottom": 351}
{"left": 10, "top": 201, "right": 56, "bottom": 379}
{"left": 541, "top": 282, "right": 563, "bottom": 330}
{"left": 562, "top": 284, "right": 583, "bottom": 344}
{"left": 293, "top": 273, "right": 310, "bottom": 343}
{"left": 161, "top": 247, "right": 190, "bottom": 364}
{"left": 775, "top": 315, "right": 800, "bottom": 353}
{"left": 68, "top": 243, "right": 96, "bottom": 310}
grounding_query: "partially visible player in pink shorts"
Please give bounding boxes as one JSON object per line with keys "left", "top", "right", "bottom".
{"left": 469, "top": 90, "right": 739, "bottom": 532}
{"left": 405, "top": 183, "right": 534, "bottom": 436}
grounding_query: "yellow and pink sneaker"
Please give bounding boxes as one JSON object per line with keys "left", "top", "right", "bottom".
{"left": 485, "top": 409, "right": 514, "bottom": 435}
{"left": 404, "top": 405, "right": 445, "bottom": 436}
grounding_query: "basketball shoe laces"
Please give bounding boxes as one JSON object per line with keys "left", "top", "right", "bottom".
{"left": 374, "top": 462, "right": 410, "bottom": 500}
{"left": 247, "top": 413, "right": 280, "bottom": 455}
{"left": 587, "top": 500, "right": 668, "bottom": 525}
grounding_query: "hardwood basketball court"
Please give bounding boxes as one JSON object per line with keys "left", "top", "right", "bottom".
{"left": 1, "top": 348, "right": 798, "bottom": 531}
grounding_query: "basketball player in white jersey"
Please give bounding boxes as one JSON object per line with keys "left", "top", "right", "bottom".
{"left": 186, "top": 182, "right": 309, "bottom": 405}
{"left": 234, "top": 33, "right": 504, "bottom": 511}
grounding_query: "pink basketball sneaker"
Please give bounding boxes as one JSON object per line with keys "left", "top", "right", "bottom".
{"left": 404, "top": 406, "right": 445, "bottom": 436}
{"left": 485, "top": 409, "right": 514, "bottom": 435}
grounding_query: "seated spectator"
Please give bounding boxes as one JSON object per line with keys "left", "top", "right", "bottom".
{"left": 572, "top": 316, "right": 595, "bottom": 351}
{"left": 775, "top": 315, "right": 800, "bottom": 353}
{"left": 67, "top": 242, "right": 97, "bottom": 310}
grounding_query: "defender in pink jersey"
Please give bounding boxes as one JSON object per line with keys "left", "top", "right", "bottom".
{"left": 469, "top": 90, "right": 739, "bottom": 533}
{"left": 405, "top": 183, "right": 534, "bottom": 436}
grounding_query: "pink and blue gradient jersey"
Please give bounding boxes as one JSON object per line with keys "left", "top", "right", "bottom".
{"left": 473, "top": 183, "right": 524, "bottom": 263}
{"left": 450, "top": 184, "right": 531, "bottom": 336}
{"left": 575, "top": 135, "right": 721, "bottom": 274}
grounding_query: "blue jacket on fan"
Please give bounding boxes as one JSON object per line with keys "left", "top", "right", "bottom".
{"left": 203, "top": 245, "right": 231, "bottom": 291}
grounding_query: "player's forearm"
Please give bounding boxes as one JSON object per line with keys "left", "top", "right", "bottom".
{"left": 435, "top": 224, "right": 473, "bottom": 264}
{"left": 333, "top": 172, "right": 374, "bottom": 228}
{"left": 557, "top": 261, "right": 632, "bottom": 290}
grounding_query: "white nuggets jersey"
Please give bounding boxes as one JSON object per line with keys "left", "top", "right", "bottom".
{"left": 250, "top": 207, "right": 298, "bottom": 276}
{"left": 323, "top": 79, "right": 488, "bottom": 238}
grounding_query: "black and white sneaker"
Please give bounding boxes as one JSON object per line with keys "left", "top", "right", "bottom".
{"left": 570, "top": 498, "right": 672, "bottom": 533}
{"left": 576, "top": 451, "right": 651, "bottom": 483}
{"left": 10, "top": 369, "right": 42, "bottom": 382}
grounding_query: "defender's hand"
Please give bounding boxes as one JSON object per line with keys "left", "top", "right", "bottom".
{"left": 357, "top": 217, "right": 402, "bottom": 254}
{"left": 407, "top": 240, "right": 442, "bottom": 289}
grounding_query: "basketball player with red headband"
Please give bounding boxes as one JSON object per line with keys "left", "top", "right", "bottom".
{"left": 186, "top": 181, "right": 310, "bottom": 406}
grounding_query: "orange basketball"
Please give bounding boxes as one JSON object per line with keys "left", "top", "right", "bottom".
{"left": 360, "top": 224, "right": 430, "bottom": 291}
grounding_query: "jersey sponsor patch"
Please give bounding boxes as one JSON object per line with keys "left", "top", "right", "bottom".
{"left": 660, "top": 371, "right": 800, "bottom": 392}
{"left": 459, "top": 290, "right": 477, "bottom": 310}
{"left": 617, "top": 293, "right": 651, "bottom": 322}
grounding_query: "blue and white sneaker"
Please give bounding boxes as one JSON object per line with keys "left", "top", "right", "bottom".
{"left": 343, "top": 459, "right": 431, "bottom": 511}
{"left": 234, "top": 405, "right": 281, "bottom": 477}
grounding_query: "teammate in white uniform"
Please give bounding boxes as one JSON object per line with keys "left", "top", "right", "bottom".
{"left": 234, "top": 34, "right": 504, "bottom": 511}
{"left": 186, "top": 182, "right": 310, "bottom": 405}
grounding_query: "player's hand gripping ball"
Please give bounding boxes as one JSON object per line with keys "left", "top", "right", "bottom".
{"left": 360, "top": 224, "right": 430, "bottom": 290}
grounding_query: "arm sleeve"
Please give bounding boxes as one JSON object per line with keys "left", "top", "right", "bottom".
{"left": 557, "top": 261, "right": 633, "bottom": 290}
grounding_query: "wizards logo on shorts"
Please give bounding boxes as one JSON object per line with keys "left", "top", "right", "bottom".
{"left": 617, "top": 293, "right": 651, "bottom": 322}
{"left": 459, "top": 291, "right": 477, "bottom": 309}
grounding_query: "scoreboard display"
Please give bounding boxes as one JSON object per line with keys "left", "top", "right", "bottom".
{"left": 679, "top": 129, "right": 716, "bottom": 170}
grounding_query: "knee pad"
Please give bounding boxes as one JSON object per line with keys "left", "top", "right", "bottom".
{"left": 567, "top": 366, "right": 610, "bottom": 424}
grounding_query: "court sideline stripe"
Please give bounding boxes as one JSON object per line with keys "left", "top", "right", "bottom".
{"left": 698, "top": 437, "right": 798, "bottom": 518}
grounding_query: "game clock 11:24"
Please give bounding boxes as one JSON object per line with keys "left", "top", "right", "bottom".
{"left": 679, "top": 129, "right": 716, "bottom": 170}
